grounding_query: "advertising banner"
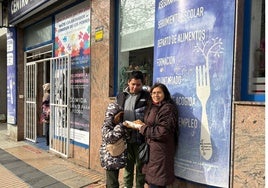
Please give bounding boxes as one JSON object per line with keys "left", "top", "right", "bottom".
{"left": 154, "top": 0, "right": 235, "bottom": 187}
{"left": 55, "top": 2, "right": 90, "bottom": 148}
{"left": 7, "top": 28, "right": 17, "bottom": 125}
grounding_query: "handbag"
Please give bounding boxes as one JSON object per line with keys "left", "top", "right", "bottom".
{"left": 106, "top": 138, "right": 126, "bottom": 156}
{"left": 138, "top": 142, "right": 149, "bottom": 164}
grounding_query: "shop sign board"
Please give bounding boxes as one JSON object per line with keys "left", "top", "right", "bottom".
{"left": 7, "top": 27, "right": 17, "bottom": 125}
{"left": 153, "top": 0, "right": 235, "bottom": 187}
{"left": 8, "top": 0, "right": 52, "bottom": 24}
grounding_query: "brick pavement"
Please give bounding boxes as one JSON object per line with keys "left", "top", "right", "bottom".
{"left": 0, "top": 164, "right": 30, "bottom": 188}
{"left": 0, "top": 123, "right": 155, "bottom": 188}
{"left": 0, "top": 123, "right": 107, "bottom": 188}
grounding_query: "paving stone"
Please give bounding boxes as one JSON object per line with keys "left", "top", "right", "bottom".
{"left": 52, "top": 170, "right": 80, "bottom": 181}
{"left": 63, "top": 175, "right": 98, "bottom": 188}
{"left": 0, "top": 123, "right": 107, "bottom": 187}
{"left": 42, "top": 164, "right": 69, "bottom": 174}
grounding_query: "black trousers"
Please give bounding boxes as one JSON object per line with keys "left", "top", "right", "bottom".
{"left": 106, "top": 169, "right": 120, "bottom": 188}
{"left": 149, "top": 184, "right": 166, "bottom": 188}
{"left": 45, "top": 123, "right": 49, "bottom": 146}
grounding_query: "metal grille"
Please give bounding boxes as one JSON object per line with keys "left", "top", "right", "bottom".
{"left": 24, "top": 45, "right": 71, "bottom": 158}
{"left": 49, "top": 55, "right": 71, "bottom": 158}
{"left": 24, "top": 62, "right": 37, "bottom": 142}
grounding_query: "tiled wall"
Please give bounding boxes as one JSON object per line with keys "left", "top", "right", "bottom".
{"left": 232, "top": 102, "right": 265, "bottom": 188}
{"left": 90, "top": 0, "right": 115, "bottom": 173}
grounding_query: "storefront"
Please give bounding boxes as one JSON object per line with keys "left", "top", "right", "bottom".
{"left": 5, "top": 0, "right": 264, "bottom": 187}
{"left": 7, "top": 0, "right": 94, "bottom": 168}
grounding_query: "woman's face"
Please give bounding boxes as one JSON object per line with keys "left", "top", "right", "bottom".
{"left": 151, "top": 86, "right": 165, "bottom": 103}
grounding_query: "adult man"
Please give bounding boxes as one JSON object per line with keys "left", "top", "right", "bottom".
{"left": 116, "top": 70, "right": 150, "bottom": 188}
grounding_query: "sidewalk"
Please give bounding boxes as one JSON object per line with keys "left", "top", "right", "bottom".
{"left": 0, "top": 123, "right": 106, "bottom": 188}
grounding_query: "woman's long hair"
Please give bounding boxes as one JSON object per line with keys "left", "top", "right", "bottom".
{"left": 146, "top": 82, "right": 178, "bottom": 119}
{"left": 149, "top": 83, "right": 175, "bottom": 104}
{"left": 147, "top": 82, "right": 179, "bottom": 146}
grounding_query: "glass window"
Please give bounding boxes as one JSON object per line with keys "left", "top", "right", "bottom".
{"left": 248, "top": 0, "right": 265, "bottom": 94}
{"left": 117, "top": 0, "right": 155, "bottom": 92}
{"left": 24, "top": 17, "right": 52, "bottom": 48}
{"left": 242, "top": 0, "right": 265, "bottom": 101}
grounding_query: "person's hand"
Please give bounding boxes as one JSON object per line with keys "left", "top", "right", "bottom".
{"left": 133, "top": 119, "right": 144, "bottom": 125}
{"left": 123, "top": 120, "right": 143, "bottom": 130}
{"left": 122, "top": 121, "right": 132, "bottom": 128}
{"left": 113, "top": 111, "right": 124, "bottom": 124}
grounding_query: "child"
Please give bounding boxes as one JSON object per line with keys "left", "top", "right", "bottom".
{"left": 100, "top": 102, "right": 128, "bottom": 188}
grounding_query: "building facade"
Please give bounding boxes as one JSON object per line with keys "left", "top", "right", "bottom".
{"left": 3, "top": 0, "right": 265, "bottom": 187}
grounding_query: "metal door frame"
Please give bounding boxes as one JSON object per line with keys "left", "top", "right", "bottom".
{"left": 24, "top": 45, "right": 71, "bottom": 158}
{"left": 24, "top": 44, "right": 53, "bottom": 142}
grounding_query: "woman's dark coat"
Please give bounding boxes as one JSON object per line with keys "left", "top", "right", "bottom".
{"left": 139, "top": 101, "right": 178, "bottom": 186}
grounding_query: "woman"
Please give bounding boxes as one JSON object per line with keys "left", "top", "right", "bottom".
{"left": 123, "top": 83, "right": 179, "bottom": 188}
{"left": 41, "top": 83, "right": 50, "bottom": 146}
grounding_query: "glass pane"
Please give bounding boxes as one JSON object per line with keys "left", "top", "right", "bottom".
{"left": 25, "top": 18, "right": 52, "bottom": 48}
{"left": 248, "top": 0, "right": 265, "bottom": 94}
{"left": 118, "top": 48, "right": 153, "bottom": 92}
{"left": 120, "top": 0, "right": 155, "bottom": 51}
{"left": 118, "top": 0, "right": 155, "bottom": 93}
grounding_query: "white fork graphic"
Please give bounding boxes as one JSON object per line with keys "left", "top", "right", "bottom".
{"left": 196, "top": 64, "right": 212, "bottom": 160}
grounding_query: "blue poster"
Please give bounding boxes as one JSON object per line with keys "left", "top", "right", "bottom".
{"left": 154, "top": 0, "right": 235, "bottom": 187}
{"left": 7, "top": 28, "right": 17, "bottom": 125}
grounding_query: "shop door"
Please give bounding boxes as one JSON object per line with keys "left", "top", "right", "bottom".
{"left": 25, "top": 45, "right": 52, "bottom": 143}
{"left": 49, "top": 55, "right": 71, "bottom": 158}
{"left": 25, "top": 62, "right": 38, "bottom": 142}
{"left": 24, "top": 45, "right": 71, "bottom": 157}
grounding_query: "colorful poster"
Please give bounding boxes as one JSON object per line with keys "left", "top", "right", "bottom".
{"left": 154, "top": 0, "right": 235, "bottom": 187}
{"left": 55, "top": 1, "right": 90, "bottom": 148}
{"left": 7, "top": 28, "right": 17, "bottom": 125}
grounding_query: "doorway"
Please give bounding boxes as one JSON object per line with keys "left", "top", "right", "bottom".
{"left": 24, "top": 44, "right": 52, "bottom": 144}
{"left": 24, "top": 44, "right": 71, "bottom": 158}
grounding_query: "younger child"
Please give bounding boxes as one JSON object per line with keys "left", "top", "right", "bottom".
{"left": 100, "top": 102, "right": 128, "bottom": 188}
